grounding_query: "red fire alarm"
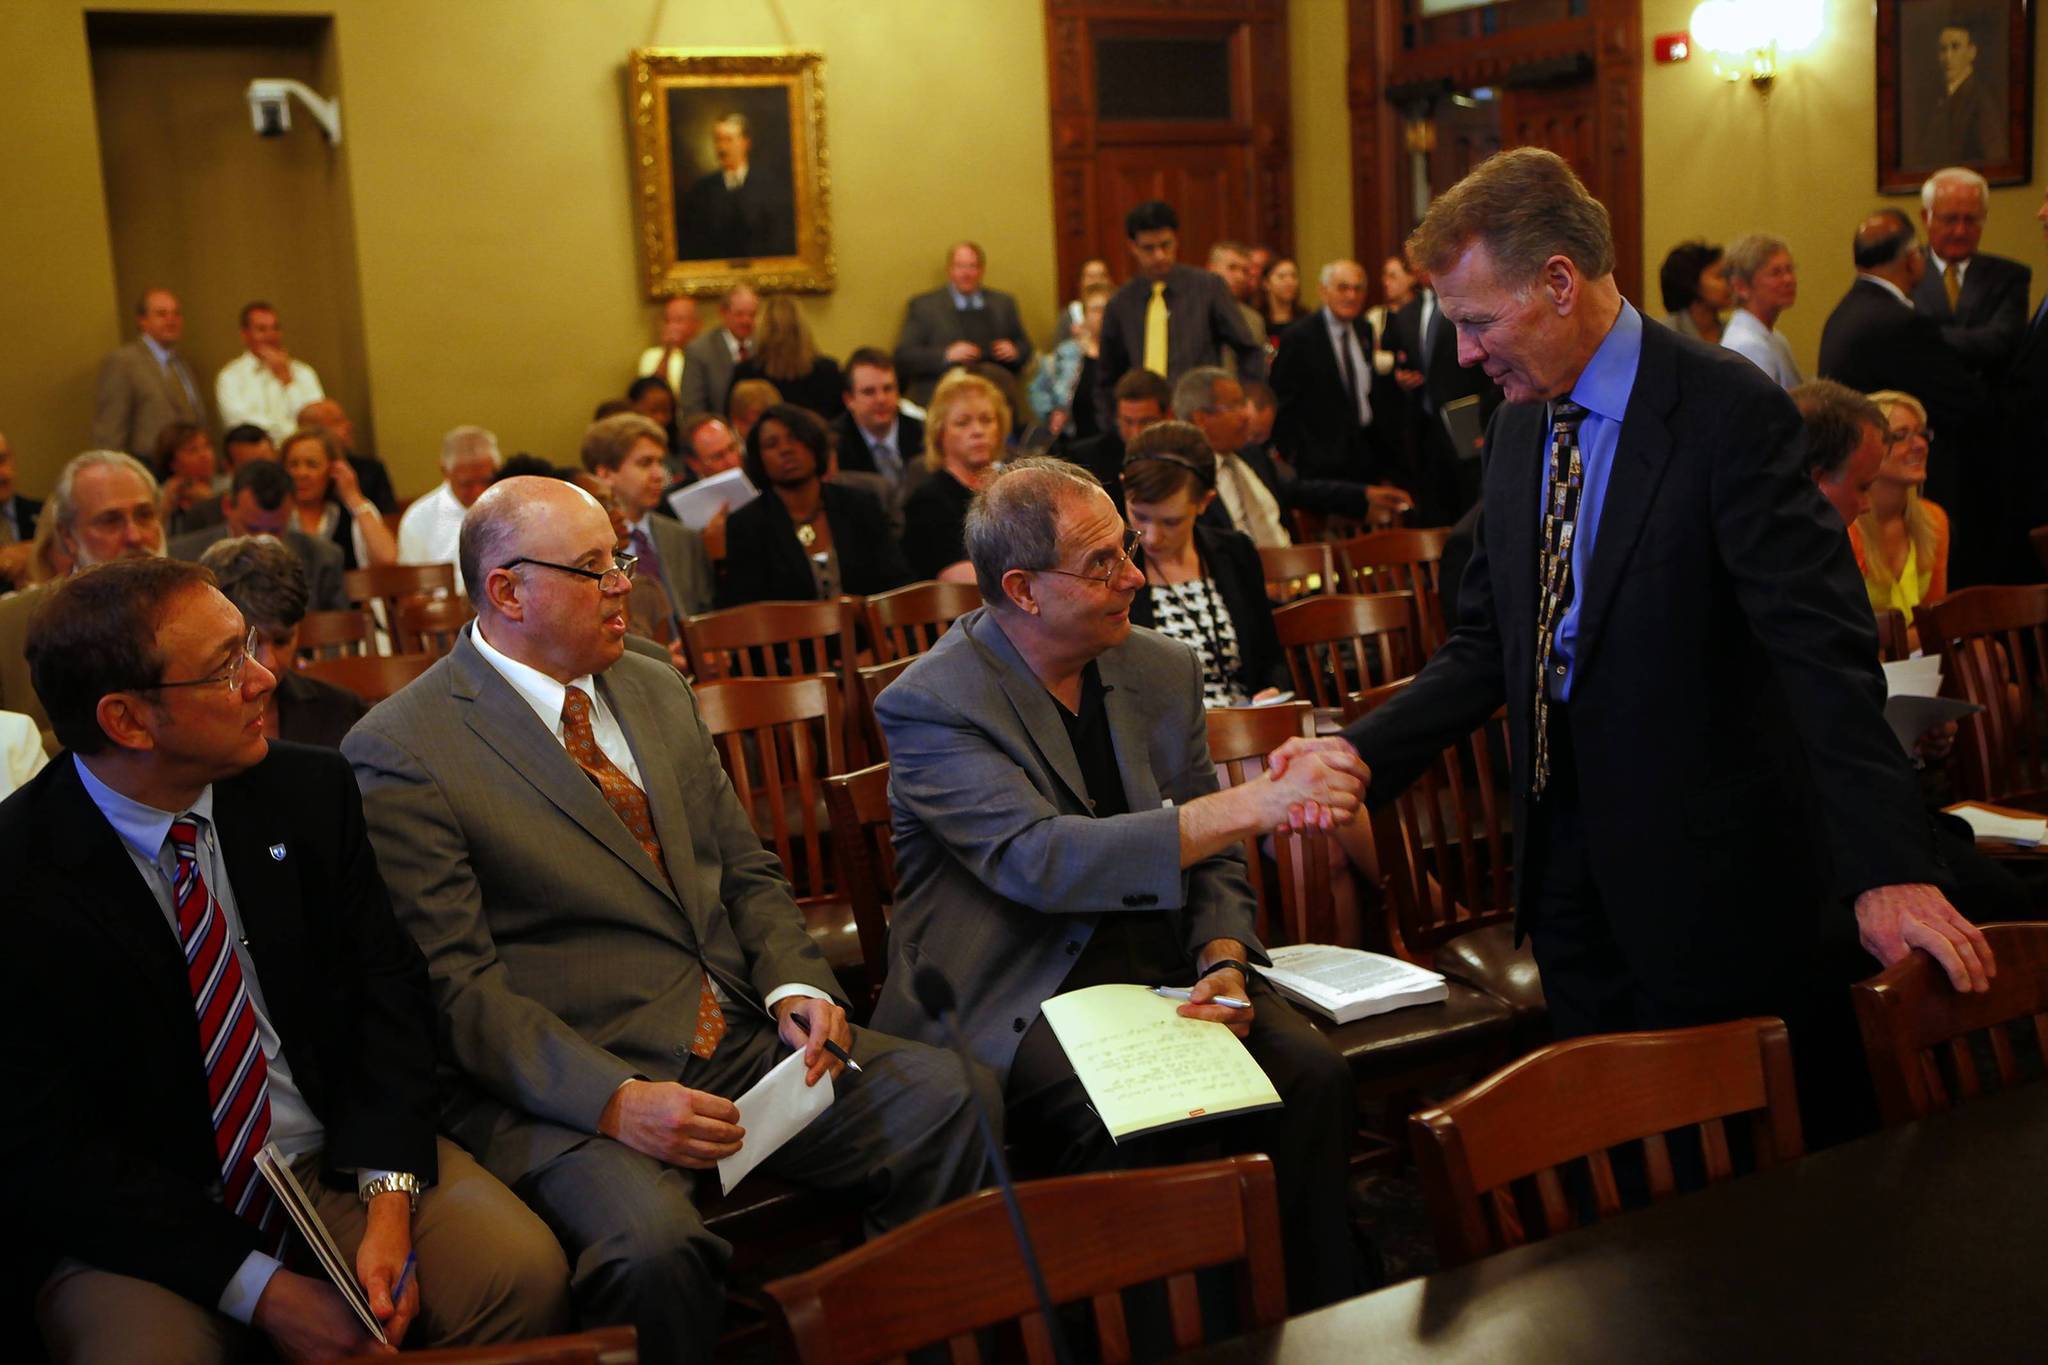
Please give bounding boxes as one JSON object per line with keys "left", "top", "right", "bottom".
{"left": 1654, "top": 32, "right": 1692, "bottom": 63}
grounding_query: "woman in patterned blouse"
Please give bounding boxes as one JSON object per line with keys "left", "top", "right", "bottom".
{"left": 1120, "top": 421, "right": 1289, "bottom": 707}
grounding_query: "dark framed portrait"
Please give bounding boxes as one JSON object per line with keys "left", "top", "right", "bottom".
{"left": 627, "top": 49, "right": 835, "bottom": 297}
{"left": 1877, "top": 0, "right": 2034, "bottom": 191}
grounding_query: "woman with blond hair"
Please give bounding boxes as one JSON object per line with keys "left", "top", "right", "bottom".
{"left": 1850, "top": 390, "right": 1949, "bottom": 621}
{"left": 726, "top": 295, "right": 843, "bottom": 420}
{"left": 903, "top": 369, "right": 1009, "bottom": 581}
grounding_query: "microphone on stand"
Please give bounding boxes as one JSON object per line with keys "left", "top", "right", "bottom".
{"left": 913, "top": 962, "right": 1073, "bottom": 1365}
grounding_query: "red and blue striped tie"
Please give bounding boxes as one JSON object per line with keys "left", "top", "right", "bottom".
{"left": 169, "top": 819, "right": 279, "bottom": 1242}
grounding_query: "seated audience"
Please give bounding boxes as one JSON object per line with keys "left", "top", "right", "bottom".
{"left": 902, "top": 369, "right": 1007, "bottom": 581}
{"left": 580, "top": 412, "right": 712, "bottom": 623}
{"left": 0, "top": 450, "right": 166, "bottom": 751}
{"left": 829, "top": 347, "right": 924, "bottom": 496}
{"left": 281, "top": 425, "right": 398, "bottom": 572}
{"left": 1657, "top": 239, "right": 1729, "bottom": 344}
{"left": 214, "top": 301, "right": 324, "bottom": 442}
{"left": 1063, "top": 368, "right": 1172, "bottom": 510}
{"left": 1850, "top": 389, "right": 1950, "bottom": 620}
{"left": 397, "top": 425, "right": 504, "bottom": 575}
{"left": 1029, "top": 285, "right": 1110, "bottom": 443}
{"left": 1262, "top": 256, "right": 1306, "bottom": 342}
{"left": 171, "top": 460, "right": 346, "bottom": 613}
{"left": 1121, "top": 422, "right": 1287, "bottom": 706}
{"left": 221, "top": 423, "right": 278, "bottom": 471}
{"left": 12, "top": 558, "right": 572, "bottom": 1362}
{"left": 729, "top": 296, "right": 842, "bottom": 420}
{"left": 1722, "top": 232, "right": 1803, "bottom": 390}
{"left": 727, "top": 377, "right": 781, "bottom": 443}
{"left": 152, "top": 421, "right": 225, "bottom": 537}
{"left": 870, "top": 457, "right": 1366, "bottom": 1312}
{"left": 627, "top": 375, "right": 678, "bottom": 452}
{"left": 895, "top": 241, "right": 1035, "bottom": 405}
{"left": 1179, "top": 367, "right": 1306, "bottom": 549}
{"left": 198, "top": 534, "right": 369, "bottom": 747}
{"left": 297, "top": 397, "right": 398, "bottom": 514}
{"left": 343, "top": 477, "right": 992, "bottom": 1361}
{"left": 717, "top": 403, "right": 909, "bottom": 606}
{"left": 670, "top": 411, "right": 744, "bottom": 485}
{"left": 637, "top": 294, "right": 700, "bottom": 399}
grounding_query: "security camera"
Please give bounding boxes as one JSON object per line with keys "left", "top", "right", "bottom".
{"left": 245, "top": 79, "right": 342, "bottom": 146}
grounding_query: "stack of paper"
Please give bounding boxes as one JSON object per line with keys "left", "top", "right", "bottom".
{"left": 1041, "top": 984, "right": 1282, "bottom": 1143}
{"left": 1949, "top": 804, "right": 2048, "bottom": 847}
{"left": 664, "top": 466, "right": 759, "bottom": 530}
{"left": 254, "top": 1145, "right": 389, "bottom": 1345}
{"left": 1879, "top": 655, "right": 1979, "bottom": 753}
{"left": 1260, "top": 944, "right": 1448, "bottom": 1024}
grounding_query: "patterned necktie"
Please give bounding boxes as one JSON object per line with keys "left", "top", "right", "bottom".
{"left": 169, "top": 819, "right": 279, "bottom": 1239}
{"left": 1143, "top": 281, "right": 1170, "bottom": 377}
{"left": 561, "top": 686, "right": 725, "bottom": 1057}
{"left": 1531, "top": 401, "right": 1589, "bottom": 798}
{"left": 735, "top": 337, "right": 752, "bottom": 363}
{"left": 1943, "top": 265, "right": 1961, "bottom": 313}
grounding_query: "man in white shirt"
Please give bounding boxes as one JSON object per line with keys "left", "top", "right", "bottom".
{"left": 214, "top": 303, "right": 325, "bottom": 443}
{"left": 396, "top": 426, "right": 504, "bottom": 577}
{"left": 637, "top": 296, "right": 701, "bottom": 399}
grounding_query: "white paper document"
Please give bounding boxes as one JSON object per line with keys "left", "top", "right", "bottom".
{"left": 1877, "top": 656, "right": 1981, "bottom": 753}
{"left": 254, "top": 1144, "right": 389, "bottom": 1345}
{"left": 665, "top": 466, "right": 760, "bottom": 531}
{"left": 1260, "top": 943, "right": 1449, "bottom": 1024}
{"left": 1881, "top": 654, "right": 1944, "bottom": 699}
{"left": 1041, "top": 984, "right": 1282, "bottom": 1143}
{"left": 1949, "top": 803, "right": 2048, "bottom": 847}
{"left": 717, "top": 1046, "right": 835, "bottom": 1195}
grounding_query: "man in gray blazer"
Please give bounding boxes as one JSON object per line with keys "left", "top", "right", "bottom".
{"left": 675, "top": 284, "right": 760, "bottom": 420}
{"left": 167, "top": 460, "right": 347, "bottom": 613}
{"left": 91, "top": 287, "right": 208, "bottom": 457}
{"left": 894, "top": 242, "right": 1035, "bottom": 405}
{"left": 871, "top": 457, "right": 1367, "bottom": 1311}
{"left": 344, "top": 476, "right": 992, "bottom": 1364}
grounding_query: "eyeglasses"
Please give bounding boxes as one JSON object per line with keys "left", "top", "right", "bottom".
{"left": 1036, "top": 530, "right": 1140, "bottom": 590}
{"left": 499, "top": 552, "right": 638, "bottom": 591}
{"left": 148, "top": 626, "right": 261, "bottom": 696}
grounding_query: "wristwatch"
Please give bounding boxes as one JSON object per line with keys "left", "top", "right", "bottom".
{"left": 359, "top": 1172, "right": 423, "bottom": 1212}
{"left": 1197, "top": 957, "right": 1253, "bottom": 984}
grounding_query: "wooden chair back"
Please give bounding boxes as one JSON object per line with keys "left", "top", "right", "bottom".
{"left": 822, "top": 762, "right": 896, "bottom": 1010}
{"left": 863, "top": 580, "right": 980, "bottom": 661}
{"left": 764, "top": 1155, "right": 1286, "bottom": 1365}
{"left": 1347, "top": 679, "right": 1516, "bottom": 961}
{"left": 343, "top": 561, "right": 458, "bottom": 624}
{"left": 1410, "top": 1018, "right": 1805, "bottom": 1268}
{"left": 1917, "top": 586, "right": 2048, "bottom": 805}
{"left": 692, "top": 676, "right": 847, "bottom": 901}
{"left": 1273, "top": 592, "right": 1418, "bottom": 707}
{"left": 339, "top": 1326, "right": 637, "bottom": 1364}
{"left": 1204, "top": 703, "right": 1334, "bottom": 945}
{"left": 394, "top": 595, "right": 475, "bottom": 658}
{"left": 683, "top": 597, "right": 867, "bottom": 764}
{"left": 295, "top": 608, "right": 373, "bottom": 661}
{"left": 2030, "top": 524, "right": 2048, "bottom": 578}
{"left": 1334, "top": 529, "right": 1450, "bottom": 656}
{"left": 1256, "top": 542, "right": 1335, "bottom": 603}
{"left": 1851, "top": 921, "right": 2048, "bottom": 1125}
{"left": 1873, "top": 607, "right": 1912, "bottom": 662}
{"left": 298, "top": 653, "right": 436, "bottom": 706}
{"left": 855, "top": 654, "right": 916, "bottom": 759}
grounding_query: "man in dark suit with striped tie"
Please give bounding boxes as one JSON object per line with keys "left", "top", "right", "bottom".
{"left": 4, "top": 559, "right": 569, "bottom": 1362}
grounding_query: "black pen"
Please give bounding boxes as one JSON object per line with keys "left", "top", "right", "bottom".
{"left": 789, "top": 1013, "right": 863, "bottom": 1074}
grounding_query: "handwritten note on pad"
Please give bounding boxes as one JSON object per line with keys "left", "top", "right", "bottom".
{"left": 1041, "top": 983, "right": 1282, "bottom": 1143}
{"left": 718, "top": 1046, "right": 835, "bottom": 1195}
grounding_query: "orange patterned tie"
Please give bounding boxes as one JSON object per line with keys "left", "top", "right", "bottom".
{"left": 562, "top": 685, "right": 725, "bottom": 1057}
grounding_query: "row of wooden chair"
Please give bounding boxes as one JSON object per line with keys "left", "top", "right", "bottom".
{"left": 1259, "top": 528, "right": 1451, "bottom": 653}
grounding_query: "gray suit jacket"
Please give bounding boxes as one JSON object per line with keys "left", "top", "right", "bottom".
{"left": 92, "top": 339, "right": 207, "bottom": 458}
{"left": 869, "top": 608, "right": 1262, "bottom": 1081}
{"left": 638, "top": 514, "right": 713, "bottom": 620}
{"left": 344, "top": 630, "right": 842, "bottom": 1183}
{"left": 894, "top": 289, "right": 1034, "bottom": 403}
{"left": 676, "top": 329, "right": 740, "bottom": 420}
{"left": 168, "top": 524, "right": 346, "bottom": 613}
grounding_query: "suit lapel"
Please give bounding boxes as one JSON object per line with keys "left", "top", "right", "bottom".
{"left": 1487, "top": 404, "right": 1547, "bottom": 648}
{"left": 1096, "top": 647, "right": 1162, "bottom": 813}
{"left": 968, "top": 613, "right": 1093, "bottom": 810}
{"left": 211, "top": 770, "right": 313, "bottom": 1060}
{"left": 1569, "top": 324, "right": 1679, "bottom": 673}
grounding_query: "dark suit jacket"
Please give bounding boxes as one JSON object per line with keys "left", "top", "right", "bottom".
{"left": 169, "top": 523, "right": 347, "bottom": 613}
{"left": 1268, "top": 307, "right": 1400, "bottom": 482}
{"left": 900, "top": 469, "right": 978, "bottom": 580}
{"left": 1912, "top": 252, "right": 2033, "bottom": 375}
{"left": 828, "top": 411, "right": 925, "bottom": 477}
{"left": 3, "top": 495, "right": 41, "bottom": 542}
{"left": 91, "top": 338, "right": 206, "bottom": 457}
{"left": 894, "top": 289, "right": 1034, "bottom": 403}
{"left": 1234, "top": 441, "right": 1371, "bottom": 525}
{"left": 677, "top": 169, "right": 793, "bottom": 262}
{"left": 716, "top": 480, "right": 911, "bottom": 607}
{"left": 1390, "top": 291, "right": 1504, "bottom": 426}
{"left": 1, "top": 744, "right": 438, "bottom": 1308}
{"left": 1127, "top": 524, "right": 1287, "bottom": 697}
{"left": 277, "top": 667, "right": 370, "bottom": 748}
{"left": 727, "top": 356, "right": 844, "bottom": 423}
{"left": 347, "top": 454, "right": 399, "bottom": 516}
{"left": 1096, "top": 266, "right": 1262, "bottom": 428}
{"left": 1923, "top": 73, "right": 2001, "bottom": 165}
{"left": 1344, "top": 320, "right": 1944, "bottom": 1018}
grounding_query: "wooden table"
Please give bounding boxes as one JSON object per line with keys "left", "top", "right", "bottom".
{"left": 1183, "top": 1083, "right": 2048, "bottom": 1363}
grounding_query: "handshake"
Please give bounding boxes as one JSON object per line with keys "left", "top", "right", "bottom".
{"left": 1243, "top": 736, "right": 1372, "bottom": 834}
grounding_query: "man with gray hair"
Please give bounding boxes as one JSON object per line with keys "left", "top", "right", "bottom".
{"left": 870, "top": 455, "right": 1369, "bottom": 1311}
{"left": 1269, "top": 259, "right": 1404, "bottom": 492}
{"left": 1912, "top": 166, "right": 2032, "bottom": 375}
{"left": 0, "top": 449, "right": 166, "bottom": 751}
{"left": 1337, "top": 148, "right": 1990, "bottom": 1145}
{"left": 396, "top": 425, "right": 504, "bottom": 577}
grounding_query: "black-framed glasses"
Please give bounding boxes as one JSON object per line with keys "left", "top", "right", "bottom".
{"left": 1036, "top": 530, "right": 1140, "bottom": 590}
{"left": 499, "top": 552, "right": 638, "bottom": 591}
{"left": 147, "top": 626, "right": 261, "bottom": 696}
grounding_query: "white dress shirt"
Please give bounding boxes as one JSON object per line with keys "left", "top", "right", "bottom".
{"left": 637, "top": 345, "right": 687, "bottom": 396}
{"left": 396, "top": 481, "right": 468, "bottom": 583}
{"left": 1857, "top": 274, "right": 1915, "bottom": 308}
{"left": 1720, "top": 308, "right": 1803, "bottom": 391}
{"left": 214, "top": 351, "right": 324, "bottom": 443}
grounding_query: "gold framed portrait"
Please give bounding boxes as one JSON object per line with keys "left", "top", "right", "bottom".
{"left": 627, "top": 48, "right": 834, "bottom": 297}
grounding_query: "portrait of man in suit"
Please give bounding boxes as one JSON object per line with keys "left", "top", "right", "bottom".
{"left": 1897, "top": 3, "right": 2010, "bottom": 171}
{"left": 671, "top": 99, "right": 796, "bottom": 263}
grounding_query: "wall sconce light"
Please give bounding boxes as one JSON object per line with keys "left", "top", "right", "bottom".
{"left": 1688, "top": 0, "right": 1824, "bottom": 98}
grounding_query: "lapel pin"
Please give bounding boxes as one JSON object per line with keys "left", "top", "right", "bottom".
{"left": 269, "top": 843, "right": 287, "bottom": 861}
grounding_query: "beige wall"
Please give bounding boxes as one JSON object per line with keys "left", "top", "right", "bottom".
{"left": 0, "top": 0, "right": 1056, "bottom": 498}
{"left": 1641, "top": 0, "right": 2047, "bottom": 374}
{"left": 1289, "top": 0, "right": 1355, "bottom": 309}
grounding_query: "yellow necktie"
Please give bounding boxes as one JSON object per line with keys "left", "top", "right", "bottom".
{"left": 1943, "top": 266, "right": 1961, "bottom": 312}
{"left": 1143, "top": 281, "right": 1169, "bottom": 377}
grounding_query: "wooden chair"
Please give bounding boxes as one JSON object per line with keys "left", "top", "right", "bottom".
{"left": 343, "top": 561, "right": 459, "bottom": 625}
{"left": 1334, "top": 529, "right": 1450, "bottom": 656}
{"left": 1851, "top": 921, "right": 2048, "bottom": 1126}
{"left": 294, "top": 608, "right": 373, "bottom": 661}
{"left": 1256, "top": 542, "right": 1335, "bottom": 603}
{"left": 1917, "top": 586, "right": 2048, "bottom": 807}
{"left": 1273, "top": 592, "right": 1418, "bottom": 706}
{"left": 338, "top": 1326, "right": 636, "bottom": 1364}
{"left": 822, "top": 762, "right": 896, "bottom": 1015}
{"left": 1204, "top": 703, "right": 1341, "bottom": 945}
{"left": 1410, "top": 1018, "right": 1805, "bottom": 1268}
{"left": 683, "top": 598, "right": 867, "bottom": 765}
{"left": 863, "top": 580, "right": 980, "bottom": 661}
{"left": 1874, "top": 606, "right": 1913, "bottom": 663}
{"left": 394, "top": 595, "right": 474, "bottom": 658}
{"left": 764, "top": 1155, "right": 1286, "bottom": 1365}
{"left": 298, "top": 653, "right": 436, "bottom": 706}
{"left": 855, "top": 653, "right": 915, "bottom": 759}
